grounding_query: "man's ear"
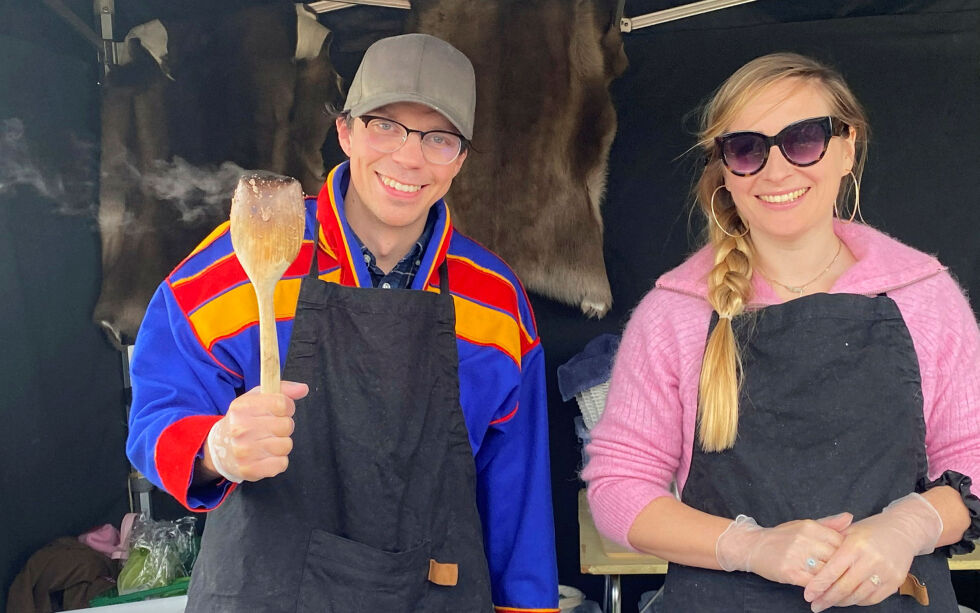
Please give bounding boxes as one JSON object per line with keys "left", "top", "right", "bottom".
{"left": 336, "top": 117, "right": 353, "bottom": 157}
{"left": 449, "top": 148, "right": 467, "bottom": 177}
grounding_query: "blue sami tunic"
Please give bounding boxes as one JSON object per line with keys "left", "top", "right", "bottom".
{"left": 127, "top": 162, "right": 559, "bottom": 612}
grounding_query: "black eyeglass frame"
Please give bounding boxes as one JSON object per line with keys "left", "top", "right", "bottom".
{"left": 714, "top": 116, "right": 850, "bottom": 177}
{"left": 356, "top": 115, "right": 468, "bottom": 165}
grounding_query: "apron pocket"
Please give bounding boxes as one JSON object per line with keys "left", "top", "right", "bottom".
{"left": 296, "top": 528, "right": 430, "bottom": 613}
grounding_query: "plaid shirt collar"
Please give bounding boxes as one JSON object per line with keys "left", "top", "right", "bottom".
{"left": 353, "top": 209, "right": 436, "bottom": 289}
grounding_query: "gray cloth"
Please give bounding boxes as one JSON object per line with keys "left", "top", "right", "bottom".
{"left": 557, "top": 333, "right": 620, "bottom": 402}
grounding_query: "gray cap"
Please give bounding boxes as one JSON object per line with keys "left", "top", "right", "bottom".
{"left": 343, "top": 33, "right": 476, "bottom": 140}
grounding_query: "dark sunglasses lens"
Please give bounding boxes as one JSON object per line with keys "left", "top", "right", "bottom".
{"left": 782, "top": 121, "right": 829, "bottom": 165}
{"left": 722, "top": 134, "right": 767, "bottom": 175}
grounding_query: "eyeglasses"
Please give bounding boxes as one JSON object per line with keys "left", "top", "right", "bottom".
{"left": 357, "top": 115, "right": 466, "bottom": 165}
{"left": 715, "top": 116, "right": 849, "bottom": 176}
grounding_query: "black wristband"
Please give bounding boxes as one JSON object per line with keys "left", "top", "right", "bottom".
{"left": 917, "top": 470, "right": 980, "bottom": 556}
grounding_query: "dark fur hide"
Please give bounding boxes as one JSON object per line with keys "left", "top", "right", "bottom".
{"left": 93, "top": 4, "right": 343, "bottom": 347}
{"left": 410, "top": 0, "right": 627, "bottom": 317}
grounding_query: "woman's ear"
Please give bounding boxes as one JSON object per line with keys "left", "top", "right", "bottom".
{"left": 843, "top": 125, "right": 857, "bottom": 173}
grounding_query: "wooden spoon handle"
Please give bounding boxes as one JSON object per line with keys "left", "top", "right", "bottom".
{"left": 255, "top": 282, "right": 280, "bottom": 394}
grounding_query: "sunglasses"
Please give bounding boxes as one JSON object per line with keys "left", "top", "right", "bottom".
{"left": 715, "top": 116, "right": 849, "bottom": 176}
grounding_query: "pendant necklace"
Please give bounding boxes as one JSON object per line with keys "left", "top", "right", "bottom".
{"left": 759, "top": 239, "right": 843, "bottom": 296}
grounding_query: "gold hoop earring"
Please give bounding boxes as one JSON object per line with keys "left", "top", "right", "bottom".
{"left": 710, "top": 185, "right": 748, "bottom": 238}
{"left": 842, "top": 170, "right": 862, "bottom": 223}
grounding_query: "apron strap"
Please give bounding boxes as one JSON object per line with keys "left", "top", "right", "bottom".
{"left": 438, "top": 259, "right": 450, "bottom": 295}
{"left": 308, "top": 220, "right": 320, "bottom": 279}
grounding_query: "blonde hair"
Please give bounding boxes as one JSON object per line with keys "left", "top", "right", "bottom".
{"left": 694, "top": 53, "right": 869, "bottom": 452}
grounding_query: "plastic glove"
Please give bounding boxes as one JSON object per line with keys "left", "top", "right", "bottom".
{"left": 716, "top": 512, "right": 853, "bottom": 587}
{"left": 804, "top": 493, "right": 943, "bottom": 612}
{"left": 204, "top": 381, "right": 308, "bottom": 483}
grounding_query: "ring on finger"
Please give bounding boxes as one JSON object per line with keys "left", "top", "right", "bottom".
{"left": 869, "top": 574, "right": 881, "bottom": 586}
{"left": 806, "top": 557, "right": 817, "bottom": 569}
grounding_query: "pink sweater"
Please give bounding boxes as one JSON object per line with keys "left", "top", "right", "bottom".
{"left": 583, "top": 221, "right": 980, "bottom": 548}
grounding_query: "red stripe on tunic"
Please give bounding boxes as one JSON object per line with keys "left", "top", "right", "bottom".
{"left": 489, "top": 404, "right": 519, "bottom": 426}
{"left": 172, "top": 242, "right": 321, "bottom": 314}
{"left": 155, "top": 414, "right": 236, "bottom": 511}
{"left": 445, "top": 257, "right": 519, "bottom": 318}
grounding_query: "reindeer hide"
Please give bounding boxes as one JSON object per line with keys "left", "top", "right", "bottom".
{"left": 410, "top": 0, "right": 627, "bottom": 317}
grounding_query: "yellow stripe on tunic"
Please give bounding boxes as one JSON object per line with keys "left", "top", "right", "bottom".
{"left": 452, "top": 294, "right": 521, "bottom": 365}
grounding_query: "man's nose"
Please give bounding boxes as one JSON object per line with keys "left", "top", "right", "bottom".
{"left": 391, "top": 132, "right": 426, "bottom": 166}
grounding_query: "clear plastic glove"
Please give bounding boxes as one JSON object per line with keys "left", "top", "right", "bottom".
{"left": 204, "top": 380, "right": 309, "bottom": 483}
{"left": 715, "top": 512, "right": 853, "bottom": 587}
{"left": 804, "top": 493, "right": 943, "bottom": 612}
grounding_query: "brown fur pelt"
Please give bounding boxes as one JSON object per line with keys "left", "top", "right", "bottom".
{"left": 409, "top": 0, "right": 627, "bottom": 317}
{"left": 93, "top": 4, "right": 343, "bottom": 348}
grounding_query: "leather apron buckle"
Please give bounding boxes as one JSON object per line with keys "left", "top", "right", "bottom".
{"left": 898, "top": 572, "right": 929, "bottom": 606}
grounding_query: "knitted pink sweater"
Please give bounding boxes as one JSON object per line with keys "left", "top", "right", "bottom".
{"left": 583, "top": 221, "right": 980, "bottom": 548}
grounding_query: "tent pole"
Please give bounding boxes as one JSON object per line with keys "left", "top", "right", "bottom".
{"left": 621, "top": 0, "right": 758, "bottom": 32}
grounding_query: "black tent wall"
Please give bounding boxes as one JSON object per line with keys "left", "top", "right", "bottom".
{"left": 0, "top": 33, "right": 129, "bottom": 611}
{"left": 0, "top": 0, "right": 977, "bottom": 609}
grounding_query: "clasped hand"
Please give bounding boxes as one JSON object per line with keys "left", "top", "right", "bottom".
{"left": 716, "top": 512, "right": 853, "bottom": 587}
{"left": 803, "top": 493, "right": 942, "bottom": 612}
{"left": 204, "top": 381, "right": 309, "bottom": 483}
{"left": 716, "top": 493, "right": 941, "bottom": 611}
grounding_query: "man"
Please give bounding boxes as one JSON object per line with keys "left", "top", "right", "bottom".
{"left": 127, "top": 33, "right": 559, "bottom": 612}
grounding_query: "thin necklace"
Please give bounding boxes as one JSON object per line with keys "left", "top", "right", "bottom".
{"left": 759, "top": 239, "right": 843, "bottom": 296}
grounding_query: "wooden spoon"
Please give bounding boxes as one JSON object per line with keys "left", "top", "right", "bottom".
{"left": 229, "top": 172, "right": 306, "bottom": 393}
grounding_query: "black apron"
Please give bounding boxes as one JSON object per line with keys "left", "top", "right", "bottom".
{"left": 186, "top": 248, "right": 493, "bottom": 612}
{"left": 662, "top": 293, "right": 957, "bottom": 612}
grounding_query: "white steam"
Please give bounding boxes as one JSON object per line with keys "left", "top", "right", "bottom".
{"left": 0, "top": 118, "right": 79, "bottom": 211}
{"left": 141, "top": 157, "right": 245, "bottom": 224}
{"left": 2, "top": 116, "right": 249, "bottom": 228}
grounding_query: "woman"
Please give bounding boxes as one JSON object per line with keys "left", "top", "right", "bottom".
{"left": 583, "top": 53, "right": 980, "bottom": 612}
